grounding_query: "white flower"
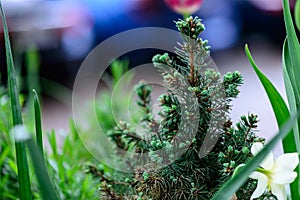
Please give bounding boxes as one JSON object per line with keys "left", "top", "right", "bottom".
{"left": 249, "top": 142, "right": 299, "bottom": 200}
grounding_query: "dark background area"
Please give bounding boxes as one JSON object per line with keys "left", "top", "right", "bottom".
{"left": 0, "top": 0, "right": 295, "bottom": 86}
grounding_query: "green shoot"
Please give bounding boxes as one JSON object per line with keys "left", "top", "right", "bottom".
{"left": 33, "top": 89, "right": 44, "bottom": 158}
{"left": 295, "top": 0, "right": 300, "bottom": 32}
{"left": 0, "top": 1, "right": 32, "bottom": 199}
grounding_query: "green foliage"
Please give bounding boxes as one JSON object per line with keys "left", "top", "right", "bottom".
{"left": 26, "top": 138, "right": 59, "bottom": 200}
{"left": 282, "top": 0, "right": 300, "bottom": 156}
{"left": 283, "top": 40, "right": 299, "bottom": 150}
{"left": 1, "top": 0, "right": 297, "bottom": 198}
{"left": 33, "top": 89, "right": 43, "bottom": 157}
{"left": 0, "top": 88, "right": 98, "bottom": 199}
{"left": 295, "top": 0, "right": 300, "bottom": 32}
{"left": 214, "top": 0, "right": 300, "bottom": 199}
{"left": 93, "top": 59, "right": 138, "bottom": 133}
{"left": 45, "top": 123, "right": 98, "bottom": 200}
{"left": 0, "top": 87, "right": 20, "bottom": 199}
{"left": 88, "top": 16, "right": 264, "bottom": 199}
{"left": 211, "top": 109, "right": 299, "bottom": 200}
{"left": 0, "top": 5, "right": 98, "bottom": 198}
{"left": 279, "top": 0, "right": 300, "bottom": 198}
{"left": 1, "top": 59, "right": 133, "bottom": 199}
{"left": 283, "top": 0, "right": 300, "bottom": 100}
{"left": 111, "top": 59, "right": 130, "bottom": 85}
{"left": 245, "top": 44, "right": 296, "bottom": 154}
{"left": 0, "top": 2, "right": 32, "bottom": 199}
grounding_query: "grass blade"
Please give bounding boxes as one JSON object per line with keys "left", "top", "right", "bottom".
{"left": 25, "top": 45, "right": 41, "bottom": 123}
{"left": 245, "top": 44, "right": 297, "bottom": 153}
{"left": 14, "top": 126, "right": 59, "bottom": 200}
{"left": 283, "top": 40, "right": 300, "bottom": 152}
{"left": 295, "top": 0, "right": 300, "bottom": 32}
{"left": 33, "top": 89, "right": 44, "bottom": 157}
{"left": 211, "top": 111, "right": 300, "bottom": 200}
{"left": 27, "top": 138, "right": 59, "bottom": 200}
{"left": 283, "top": 39, "right": 300, "bottom": 200}
{"left": 283, "top": 0, "right": 300, "bottom": 99}
{"left": 26, "top": 45, "right": 40, "bottom": 96}
{"left": 283, "top": 0, "right": 300, "bottom": 198}
{"left": 0, "top": 1, "right": 32, "bottom": 199}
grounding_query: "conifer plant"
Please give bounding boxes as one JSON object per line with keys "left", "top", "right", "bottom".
{"left": 87, "top": 16, "right": 279, "bottom": 200}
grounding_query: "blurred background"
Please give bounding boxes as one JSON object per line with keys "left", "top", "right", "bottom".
{"left": 0, "top": 0, "right": 298, "bottom": 146}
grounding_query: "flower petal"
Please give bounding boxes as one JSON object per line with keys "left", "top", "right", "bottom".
{"left": 270, "top": 183, "right": 287, "bottom": 200}
{"left": 173, "top": 5, "right": 202, "bottom": 14}
{"left": 251, "top": 142, "right": 264, "bottom": 156}
{"left": 273, "top": 171, "right": 298, "bottom": 185}
{"left": 251, "top": 142, "right": 274, "bottom": 169}
{"left": 249, "top": 171, "right": 263, "bottom": 179}
{"left": 275, "top": 153, "right": 299, "bottom": 171}
{"left": 250, "top": 173, "right": 268, "bottom": 200}
{"left": 260, "top": 152, "right": 274, "bottom": 170}
{"left": 164, "top": 0, "right": 203, "bottom": 14}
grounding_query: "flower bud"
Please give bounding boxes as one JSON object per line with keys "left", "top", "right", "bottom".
{"left": 164, "top": 0, "right": 203, "bottom": 15}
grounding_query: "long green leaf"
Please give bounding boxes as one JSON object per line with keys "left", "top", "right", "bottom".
{"left": 245, "top": 44, "right": 297, "bottom": 153}
{"left": 26, "top": 138, "right": 59, "bottom": 200}
{"left": 25, "top": 45, "right": 41, "bottom": 126}
{"left": 283, "top": 40, "right": 300, "bottom": 152}
{"left": 26, "top": 45, "right": 40, "bottom": 94}
{"left": 296, "top": 0, "right": 300, "bottom": 32}
{"left": 211, "top": 111, "right": 300, "bottom": 200}
{"left": 33, "top": 89, "right": 44, "bottom": 158}
{"left": 283, "top": 0, "right": 300, "bottom": 198}
{"left": 0, "top": 1, "right": 32, "bottom": 199}
{"left": 283, "top": 39, "right": 300, "bottom": 199}
{"left": 283, "top": 0, "right": 300, "bottom": 102}
{"left": 14, "top": 126, "right": 59, "bottom": 200}
{"left": 246, "top": 44, "right": 300, "bottom": 199}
